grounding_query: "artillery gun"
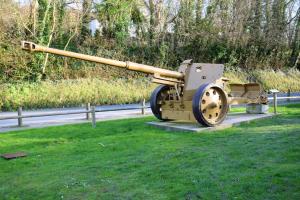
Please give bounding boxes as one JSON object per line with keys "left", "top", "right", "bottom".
{"left": 21, "top": 41, "right": 268, "bottom": 127}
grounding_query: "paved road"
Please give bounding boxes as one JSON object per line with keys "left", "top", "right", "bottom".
{"left": 0, "top": 92, "right": 299, "bottom": 133}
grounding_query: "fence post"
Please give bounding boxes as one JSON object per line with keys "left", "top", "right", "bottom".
{"left": 287, "top": 89, "right": 291, "bottom": 103}
{"left": 141, "top": 99, "right": 145, "bottom": 115}
{"left": 273, "top": 92, "right": 277, "bottom": 114}
{"left": 86, "top": 103, "right": 91, "bottom": 120}
{"left": 91, "top": 106, "right": 96, "bottom": 128}
{"left": 18, "top": 107, "right": 23, "bottom": 127}
{"left": 270, "top": 89, "right": 279, "bottom": 114}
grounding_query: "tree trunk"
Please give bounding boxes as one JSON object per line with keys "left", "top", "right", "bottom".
{"left": 80, "top": 0, "right": 92, "bottom": 43}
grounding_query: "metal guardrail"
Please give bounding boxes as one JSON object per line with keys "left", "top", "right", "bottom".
{"left": 269, "top": 95, "right": 300, "bottom": 114}
{"left": 0, "top": 95, "right": 299, "bottom": 128}
{"left": 0, "top": 100, "right": 149, "bottom": 128}
{"left": 268, "top": 96, "right": 300, "bottom": 100}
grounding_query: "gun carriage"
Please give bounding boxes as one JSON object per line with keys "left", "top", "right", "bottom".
{"left": 21, "top": 41, "right": 267, "bottom": 127}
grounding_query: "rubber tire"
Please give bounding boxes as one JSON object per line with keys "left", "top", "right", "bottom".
{"left": 192, "top": 83, "right": 229, "bottom": 127}
{"left": 150, "top": 85, "right": 170, "bottom": 121}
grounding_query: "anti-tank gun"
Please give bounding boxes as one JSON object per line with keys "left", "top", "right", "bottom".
{"left": 21, "top": 41, "right": 268, "bottom": 127}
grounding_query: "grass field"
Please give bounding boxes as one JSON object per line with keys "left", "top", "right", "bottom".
{"left": 0, "top": 104, "right": 300, "bottom": 199}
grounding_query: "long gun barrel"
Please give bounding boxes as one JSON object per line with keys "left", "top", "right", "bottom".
{"left": 20, "top": 42, "right": 268, "bottom": 127}
{"left": 21, "top": 41, "right": 184, "bottom": 80}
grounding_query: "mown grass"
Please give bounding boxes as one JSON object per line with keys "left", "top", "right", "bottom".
{"left": 0, "top": 104, "right": 299, "bottom": 199}
{"left": 1, "top": 69, "right": 299, "bottom": 111}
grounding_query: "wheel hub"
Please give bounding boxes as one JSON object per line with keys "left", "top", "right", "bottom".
{"left": 201, "top": 88, "right": 226, "bottom": 123}
{"left": 192, "top": 84, "right": 229, "bottom": 126}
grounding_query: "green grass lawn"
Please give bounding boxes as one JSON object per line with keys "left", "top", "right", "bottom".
{"left": 1, "top": 104, "right": 300, "bottom": 200}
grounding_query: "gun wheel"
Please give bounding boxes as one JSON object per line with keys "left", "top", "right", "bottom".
{"left": 150, "top": 85, "right": 170, "bottom": 121}
{"left": 192, "top": 84, "right": 229, "bottom": 127}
